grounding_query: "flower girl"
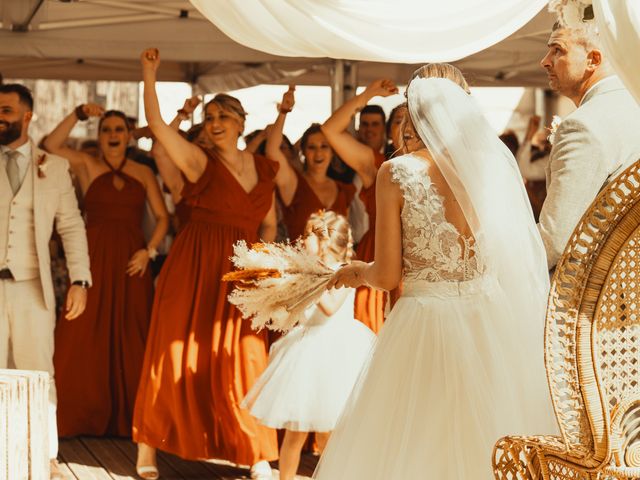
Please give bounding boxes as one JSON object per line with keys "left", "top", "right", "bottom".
{"left": 242, "top": 210, "right": 375, "bottom": 480}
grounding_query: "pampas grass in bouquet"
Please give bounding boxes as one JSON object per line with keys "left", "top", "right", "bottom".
{"left": 223, "top": 240, "right": 334, "bottom": 332}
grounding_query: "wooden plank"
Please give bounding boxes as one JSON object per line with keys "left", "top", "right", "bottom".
{"left": 55, "top": 458, "right": 78, "bottom": 480}
{"left": 201, "top": 458, "right": 253, "bottom": 479}
{"left": 298, "top": 453, "right": 319, "bottom": 478}
{"left": 80, "top": 438, "right": 138, "bottom": 480}
{"left": 158, "top": 450, "right": 228, "bottom": 479}
{"left": 58, "top": 438, "right": 113, "bottom": 480}
{"left": 110, "top": 438, "right": 184, "bottom": 480}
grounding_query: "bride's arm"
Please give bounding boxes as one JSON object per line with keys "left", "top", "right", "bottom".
{"left": 329, "top": 162, "right": 403, "bottom": 291}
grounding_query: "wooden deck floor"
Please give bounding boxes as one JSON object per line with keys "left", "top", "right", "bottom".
{"left": 58, "top": 437, "right": 318, "bottom": 479}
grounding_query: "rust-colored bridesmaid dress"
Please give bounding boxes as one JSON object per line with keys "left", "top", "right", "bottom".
{"left": 55, "top": 159, "right": 153, "bottom": 437}
{"left": 282, "top": 169, "right": 355, "bottom": 241}
{"left": 132, "top": 151, "right": 279, "bottom": 464}
{"left": 354, "top": 151, "right": 386, "bottom": 334}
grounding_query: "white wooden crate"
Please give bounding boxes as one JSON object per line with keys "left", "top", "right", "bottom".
{"left": 0, "top": 370, "right": 49, "bottom": 479}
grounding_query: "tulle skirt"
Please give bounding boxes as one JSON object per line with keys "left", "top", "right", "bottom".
{"left": 314, "top": 275, "right": 558, "bottom": 479}
{"left": 242, "top": 314, "right": 375, "bottom": 432}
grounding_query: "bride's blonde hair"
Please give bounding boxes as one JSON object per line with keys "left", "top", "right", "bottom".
{"left": 402, "top": 63, "right": 470, "bottom": 152}
{"left": 304, "top": 211, "right": 354, "bottom": 264}
{"left": 409, "top": 63, "right": 470, "bottom": 94}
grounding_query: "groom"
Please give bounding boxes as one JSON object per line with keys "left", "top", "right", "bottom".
{"left": 538, "top": 19, "right": 640, "bottom": 268}
{"left": 0, "top": 83, "right": 91, "bottom": 478}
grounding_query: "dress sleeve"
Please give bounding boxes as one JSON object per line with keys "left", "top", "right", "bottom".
{"left": 181, "top": 147, "right": 215, "bottom": 199}
{"left": 255, "top": 153, "right": 280, "bottom": 181}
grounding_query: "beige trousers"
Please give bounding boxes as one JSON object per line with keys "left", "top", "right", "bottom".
{"left": 0, "top": 277, "right": 58, "bottom": 459}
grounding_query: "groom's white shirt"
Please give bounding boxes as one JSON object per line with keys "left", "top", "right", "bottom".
{"left": 538, "top": 75, "right": 640, "bottom": 268}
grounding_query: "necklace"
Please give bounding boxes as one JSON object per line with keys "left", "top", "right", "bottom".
{"left": 222, "top": 150, "right": 246, "bottom": 178}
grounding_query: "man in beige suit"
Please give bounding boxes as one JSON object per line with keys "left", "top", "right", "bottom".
{"left": 539, "top": 19, "right": 640, "bottom": 268}
{"left": 0, "top": 83, "right": 91, "bottom": 478}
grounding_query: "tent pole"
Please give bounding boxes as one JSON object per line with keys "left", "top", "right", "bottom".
{"left": 11, "top": 0, "right": 44, "bottom": 32}
{"left": 344, "top": 61, "right": 358, "bottom": 103}
{"left": 331, "top": 59, "right": 345, "bottom": 112}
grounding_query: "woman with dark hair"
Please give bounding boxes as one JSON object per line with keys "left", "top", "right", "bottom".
{"left": 133, "top": 48, "right": 278, "bottom": 479}
{"left": 266, "top": 86, "right": 355, "bottom": 242}
{"left": 43, "top": 106, "right": 169, "bottom": 438}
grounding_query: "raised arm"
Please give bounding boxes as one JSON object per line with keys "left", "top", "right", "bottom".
{"left": 44, "top": 103, "right": 104, "bottom": 172}
{"left": 149, "top": 95, "right": 201, "bottom": 203}
{"left": 151, "top": 139, "right": 183, "bottom": 204}
{"left": 127, "top": 166, "right": 170, "bottom": 277}
{"left": 329, "top": 162, "right": 403, "bottom": 291}
{"left": 321, "top": 79, "right": 397, "bottom": 187}
{"left": 140, "top": 48, "right": 206, "bottom": 183}
{"left": 245, "top": 129, "right": 267, "bottom": 154}
{"left": 266, "top": 86, "right": 298, "bottom": 205}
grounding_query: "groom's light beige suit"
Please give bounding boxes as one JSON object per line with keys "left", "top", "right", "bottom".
{"left": 539, "top": 76, "right": 640, "bottom": 268}
{"left": 0, "top": 139, "right": 90, "bottom": 459}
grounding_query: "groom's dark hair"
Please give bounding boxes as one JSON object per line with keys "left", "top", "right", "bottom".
{"left": 0, "top": 83, "right": 34, "bottom": 111}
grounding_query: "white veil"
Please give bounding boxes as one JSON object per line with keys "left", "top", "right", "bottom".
{"left": 407, "top": 76, "right": 550, "bottom": 339}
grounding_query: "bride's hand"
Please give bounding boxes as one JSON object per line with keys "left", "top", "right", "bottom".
{"left": 327, "top": 261, "right": 368, "bottom": 290}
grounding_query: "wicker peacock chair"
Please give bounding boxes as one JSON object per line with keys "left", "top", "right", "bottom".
{"left": 493, "top": 160, "right": 640, "bottom": 480}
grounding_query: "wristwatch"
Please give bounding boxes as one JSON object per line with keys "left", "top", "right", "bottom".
{"left": 72, "top": 280, "right": 90, "bottom": 289}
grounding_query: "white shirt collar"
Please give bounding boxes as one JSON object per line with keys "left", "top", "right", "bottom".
{"left": 1, "top": 139, "right": 32, "bottom": 161}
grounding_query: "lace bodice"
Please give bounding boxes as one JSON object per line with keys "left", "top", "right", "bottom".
{"left": 390, "top": 154, "right": 483, "bottom": 283}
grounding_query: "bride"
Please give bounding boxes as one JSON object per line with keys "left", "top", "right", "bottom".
{"left": 314, "top": 64, "right": 559, "bottom": 479}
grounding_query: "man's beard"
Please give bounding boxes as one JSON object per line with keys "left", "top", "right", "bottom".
{"left": 0, "top": 120, "right": 22, "bottom": 146}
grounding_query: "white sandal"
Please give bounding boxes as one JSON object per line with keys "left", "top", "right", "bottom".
{"left": 136, "top": 465, "right": 159, "bottom": 480}
{"left": 250, "top": 460, "right": 273, "bottom": 479}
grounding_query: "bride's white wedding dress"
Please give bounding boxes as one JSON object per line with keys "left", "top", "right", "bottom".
{"left": 313, "top": 153, "right": 558, "bottom": 479}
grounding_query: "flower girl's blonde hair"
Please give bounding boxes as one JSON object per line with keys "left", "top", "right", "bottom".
{"left": 304, "top": 211, "right": 354, "bottom": 264}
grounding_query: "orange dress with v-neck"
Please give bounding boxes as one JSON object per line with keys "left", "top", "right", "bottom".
{"left": 354, "top": 150, "right": 387, "bottom": 334}
{"left": 133, "top": 151, "right": 279, "bottom": 464}
{"left": 282, "top": 169, "right": 355, "bottom": 241}
{"left": 54, "top": 159, "right": 153, "bottom": 437}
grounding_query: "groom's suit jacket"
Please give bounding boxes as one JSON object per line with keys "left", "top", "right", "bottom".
{"left": 0, "top": 140, "right": 91, "bottom": 311}
{"left": 539, "top": 76, "right": 640, "bottom": 268}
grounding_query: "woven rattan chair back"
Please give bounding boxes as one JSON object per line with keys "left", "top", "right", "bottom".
{"left": 545, "top": 160, "right": 640, "bottom": 467}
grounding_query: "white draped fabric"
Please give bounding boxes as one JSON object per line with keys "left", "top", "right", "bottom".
{"left": 190, "top": 0, "right": 547, "bottom": 63}
{"left": 594, "top": 0, "right": 640, "bottom": 105}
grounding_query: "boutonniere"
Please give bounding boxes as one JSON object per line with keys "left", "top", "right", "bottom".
{"left": 37, "top": 154, "right": 48, "bottom": 178}
{"left": 547, "top": 115, "right": 562, "bottom": 145}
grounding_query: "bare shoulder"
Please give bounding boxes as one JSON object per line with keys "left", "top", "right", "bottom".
{"left": 375, "top": 161, "right": 403, "bottom": 200}
{"left": 127, "top": 159, "right": 157, "bottom": 185}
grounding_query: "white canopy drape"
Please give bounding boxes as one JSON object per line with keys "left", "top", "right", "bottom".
{"left": 594, "top": 0, "right": 640, "bottom": 105}
{"left": 190, "top": 0, "right": 547, "bottom": 63}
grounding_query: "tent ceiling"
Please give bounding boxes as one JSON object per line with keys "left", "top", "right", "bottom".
{"left": 0, "top": 0, "right": 556, "bottom": 88}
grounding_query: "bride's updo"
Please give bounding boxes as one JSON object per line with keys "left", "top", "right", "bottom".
{"left": 304, "top": 211, "right": 354, "bottom": 264}
{"left": 409, "top": 63, "right": 470, "bottom": 94}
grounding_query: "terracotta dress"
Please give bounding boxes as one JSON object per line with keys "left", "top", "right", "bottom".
{"left": 55, "top": 159, "right": 153, "bottom": 437}
{"left": 133, "top": 152, "right": 279, "bottom": 464}
{"left": 354, "top": 151, "right": 386, "bottom": 334}
{"left": 282, "top": 169, "right": 355, "bottom": 241}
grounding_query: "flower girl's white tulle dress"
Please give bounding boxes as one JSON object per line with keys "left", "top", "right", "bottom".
{"left": 242, "top": 288, "right": 375, "bottom": 432}
{"left": 313, "top": 155, "right": 558, "bottom": 479}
